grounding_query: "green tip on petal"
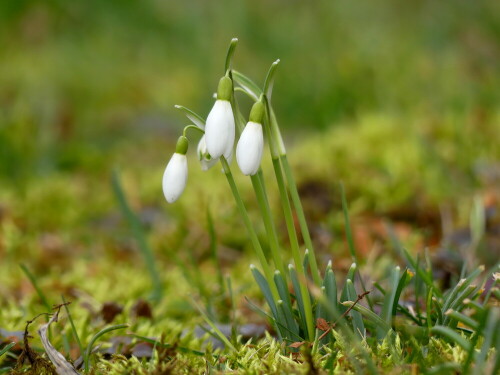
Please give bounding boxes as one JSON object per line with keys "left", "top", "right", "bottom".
{"left": 217, "top": 76, "right": 233, "bottom": 101}
{"left": 249, "top": 101, "right": 265, "bottom": 124}
{"left": 175, "top": 136, "right": 189, "bottom": 155}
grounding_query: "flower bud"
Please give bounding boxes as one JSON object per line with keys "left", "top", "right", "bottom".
{"left": 236, "top": 121, "right": 264, "bottom": 176}
{"left": 162, "top": 152, "right": 188, "bottom": 203}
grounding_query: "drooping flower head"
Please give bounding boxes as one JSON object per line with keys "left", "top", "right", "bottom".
{"left": 236, "top": 101, "right": 265, "bottom": 176}
{"left": 205, "top": 76, "right": 235, "bottom": 160}
{"left": 162, "top": 136, "right": 189, "bottom": 203}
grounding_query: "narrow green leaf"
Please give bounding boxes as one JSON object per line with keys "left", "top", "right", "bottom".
{"left": 445, "top": 310, "right": 478, "bottom": 330}
{"left": 473, "top": 309, "right": 498, "bottom": 375}
{"left": 192, "top": 299, "right": 236, "bottom": 352}
{"left": 442, "top": 266, "right": 483, "bottom": 316}
{"left": 427, "top": 362, "right": 462, "bottom": 375}
{"left": 130, "top": 334, "right": 205, "bottom": 356}
{"left": 342, "top": 301, "right": 391, "bottom": 335}
{"left": 174, "top": 105, "right": 206, "bottom": 129}
{"left": 20, "top": 264, "right": 51, "bottom": 311}
{"left": 251, "top": 265, "right": 279, "bottom": 321}
{"left": 84, "top": 324, "right": 129, "bottom": 371}
{"left": 444, "top": 285, "right": 479, "bottom": 326}
{"left": 346, "top": 280, "right": 365, "bottom": 339}
{"left": 323, "top": 265, "right": 338, "bottom": 322}
{"left": 111, "top": 170, "right": 162, "bottom": 301}
{"left": 206, "top": 207, "right": 224, "bottom": 293}
{"left": 340, "top": 183, "right": 356, "bottom": 261}
{"left": 274, "top": 271, "right": 293, "bottom": 316}
{"left": 289, "top": 264, "right": 308, "bottom": 337}
{"left": 392, "top": 268, "right": 412, "bottom": 318}
{"left": 232, "top": 70, "right": 262, "bottom": 100}
{"left": 0, "top": 343, "right": 15, "bottom": 358}
{"left": 274, "top": 271, "right": 299, "bottom": 338}
{"left": 62, "top": 296, "right": 83, "bottom": 357}
{"left": 431, "top": 326, "right": 471, "bottom": 351}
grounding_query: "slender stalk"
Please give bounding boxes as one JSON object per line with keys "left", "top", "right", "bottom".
{"left": 220, "top": 156, "right": 279, "bottom": 299}
{"left": 340, "top": 182, "right": 373, "bottom": 310}
{"left": 262, "top": 101, "right": 315, "bottom": 340}
{"left": 230, "top": 83, "right": 285, "bottom": 278}
{"left": 270, "top": 154, "right": 315, "bottom": 340}
{"left": 281, "top": 154, "right": 321, "bottom": 286}
{"left": 251, "top": 173, "right": 286, "bottom": 277}
{"left": 266, "top": 102, "right": 321, "bottom": 286}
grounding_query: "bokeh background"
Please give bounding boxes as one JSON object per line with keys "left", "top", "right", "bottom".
{"left": 1, "top": 0, "right": 499, "bottom": 311}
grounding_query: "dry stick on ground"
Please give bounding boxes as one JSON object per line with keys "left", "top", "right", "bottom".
{"left": 13, "top": 312, "right": 56, "bottom": 374}
{"left": 16, "top": 312, "right": 52, "bottom": 366}
{"left": 38, "top": 303, "right": 80, "bottom": 375}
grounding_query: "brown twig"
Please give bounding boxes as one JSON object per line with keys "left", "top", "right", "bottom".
{"left": 317, "top": 290, "right": 371, "bottom": 342}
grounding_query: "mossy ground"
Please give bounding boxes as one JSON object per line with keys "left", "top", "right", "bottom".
{"left": 1, "top": 1, "right": 499, "bottom": 373}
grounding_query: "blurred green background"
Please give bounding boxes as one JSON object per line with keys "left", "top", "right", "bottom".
{"left": 1, "top": 0, "right": 499, "bottom": 271}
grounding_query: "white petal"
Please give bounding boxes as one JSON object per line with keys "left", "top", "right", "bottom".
{"left": 236, "top": 121, "right": 264, "bottom": 176}
{"left": 197, "top": 135, "right": 218, "bottom": 171}
{"left": 162, "top": 153, "right": 188, "bottom": 203}
{"left": 205, "top": 100, "right": 235, "bottom": 159}
{"left": 197, "top": 135, "right": 208, "bottom": 157}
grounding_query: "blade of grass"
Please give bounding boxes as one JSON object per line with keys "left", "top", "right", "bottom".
{"left": 130, "top": 334, "right": 206, "bottom": 356}
{"left": 191, "top": 300, "right": 236, "bottom": 352}
{"left": 472, "top": 308, "right": 498, "bottom": 375}
{"left": 378, "top": 266, "right": 400, "bottom": 339}
{"left": 392, "top": 268, "right": 412, "bottom": 318}
{"left": 62, "top": 296, "right": 84, "bottom": 357}
{"left": 345, "top": 280, "right": 365, "bottom": 339}
{"left": 274, "top": 271, "right": 299, "bottom": 338}
{"left": 445, "top": 310, "right": 478, "bottom": 331}
{"left": 442, "top": 266, "right": 484, "bottom": 317}
{"left": 20, "top": 264, "right": 51, "bottom": 311}
{"left": 206, "top": 207, "right": 224, "bottom": 293}
{"left": 430, "top": 326, "right": 470, "bottom": 351}
{"left": 111, "top": 170, "right": 162, "bottom": 301}
{"left": 323, "top": 263, "right": 338, "bottom": 322}
{"left": 289, "top": 264, "right": 308, "bottom": 339}
{"left": 251, "top": 265, "right": 279, "bottom": 321}
{"left": 84, "top": 324, "right": 129, "bottom": 372}
{"left": 0, "top": 343, "right": 15, "bottom": 359}
{"left": 340, "top": 183, "right": 373, "bottom": 310}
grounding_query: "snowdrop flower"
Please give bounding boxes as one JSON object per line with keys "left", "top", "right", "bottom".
{"left": 205, "top": 76, "right": 235, "bottom": 160}
{"left": 162, "top": 136, "right": 188, "bottom": 203}
{"left": 236, "top": 101, "right": 265, "bottom": 176}
{"left": 197, "top": 135, "right": 218, "bottom": 171}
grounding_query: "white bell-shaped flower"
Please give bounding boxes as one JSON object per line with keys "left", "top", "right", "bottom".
{"left": 205, "top": 76, "right": 235, "bottom": 159}
{"left": 162, "top": 136, "right": 189, "bottom": 203}
{"left": 236, "top": 121, "right": 263, "bottom": 176}
{"left": 236, "top": 100, "right": 265, "bottom": 176}
{"left": 197, "top": 135, "right": 218, "bottom": 171}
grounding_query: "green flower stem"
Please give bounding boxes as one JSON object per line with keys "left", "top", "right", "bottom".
{"left": 263, "top": 99, "right": 315, "bottom": 340}
{"left": 220, "top": 156, "right": 279, "bottom": 300}
{"left": 270, "top": 156, "right": 314, "bottom": 340}
{"left": 268, "top": 106, "right": 321, "bottom": 286}
{"left": 230, "top": 85, "right": 285, "bottom": 278}
{"left": 182, "top": 124, "right": 205, "bottom": 137}
{"left": 280, "top": 154, "right": 321, "bottom": 286}
{"left": 250, "top": 172, "right": 286, "bottom": 278}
